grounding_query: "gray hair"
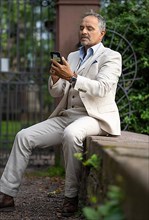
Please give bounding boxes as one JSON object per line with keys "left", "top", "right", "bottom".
{"left": 82, "top": 9, "right": 106, "bottom": 31}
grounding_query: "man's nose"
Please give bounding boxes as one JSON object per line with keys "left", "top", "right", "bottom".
{"left": 81, "top": 28, "right": 87, "bottom": 34}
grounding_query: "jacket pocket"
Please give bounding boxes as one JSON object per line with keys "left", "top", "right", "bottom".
{"left": 98, "top": 103, "right": 118, "bottom": 113}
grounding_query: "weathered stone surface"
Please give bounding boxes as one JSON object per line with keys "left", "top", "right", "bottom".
{"left": 84, "top": 131, "right": 149, "bottom": 220}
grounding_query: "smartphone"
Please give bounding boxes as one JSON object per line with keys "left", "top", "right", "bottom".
{"left": 50, "top": 51, "right": 63, "bottom": 64}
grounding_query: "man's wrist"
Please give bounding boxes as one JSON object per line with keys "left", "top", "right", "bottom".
{"left": 69, "top": 73, "right": 77, "bottom": 84}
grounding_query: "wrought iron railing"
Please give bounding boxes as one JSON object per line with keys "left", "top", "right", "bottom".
{"left": 0, "top": 0, "right": 55, "bottom": 166}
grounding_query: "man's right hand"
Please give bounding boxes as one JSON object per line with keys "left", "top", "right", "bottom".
{"left": 49, "top": 69, "right": 60, "bottom": 84}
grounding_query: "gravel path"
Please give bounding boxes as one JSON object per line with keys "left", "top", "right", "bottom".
{"left": 0, "top": 168, "right": 85, "bottom": 220}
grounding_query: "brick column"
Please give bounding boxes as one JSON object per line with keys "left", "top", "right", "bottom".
{"left": 55, "top": 0, "right": 100, "bottom": 58}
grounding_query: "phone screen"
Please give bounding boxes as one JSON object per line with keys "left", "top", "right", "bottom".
{"left": 50, "top": 52, "right": 63, "bottom": 64}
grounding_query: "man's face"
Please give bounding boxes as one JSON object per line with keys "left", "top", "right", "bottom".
{"left": 79, "top": 16, "right": 105, "bottom": 49}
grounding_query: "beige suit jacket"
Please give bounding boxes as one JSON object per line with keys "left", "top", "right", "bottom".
{"left": 49, "top": 43, "right": 122, "bottom": 135}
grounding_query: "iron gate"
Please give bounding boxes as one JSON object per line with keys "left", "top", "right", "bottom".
{"left": 0, "top": 0, "right": 56, "bottom": 165}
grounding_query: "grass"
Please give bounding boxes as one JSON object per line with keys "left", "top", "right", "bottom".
{"left": 25, "top": 166, "right": 65, "bottom": 178}
{"left": 1, "top": 120, "right": 21, "bottom": 133}
{"left": 0, "top": 120, "right": 35, "bottom": 148}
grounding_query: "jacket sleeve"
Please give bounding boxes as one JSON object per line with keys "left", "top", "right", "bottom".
{"left": 48, "top": 76, "right": 66, "bottom": 98}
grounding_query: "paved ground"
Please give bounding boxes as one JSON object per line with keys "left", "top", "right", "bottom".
{"left": 0, "top": 168, "right": 85, "bottom": 220}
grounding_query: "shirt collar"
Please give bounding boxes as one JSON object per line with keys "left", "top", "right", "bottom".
{"left": 79, "top": 42, "right": 101, "bottom": 61}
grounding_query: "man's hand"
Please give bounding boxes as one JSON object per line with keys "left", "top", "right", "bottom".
{"left": 50, "top": 57, "right": 74, "bottom": 81}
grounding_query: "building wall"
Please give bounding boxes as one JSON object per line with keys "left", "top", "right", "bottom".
{"left": 56, "top": 0, "right": 100, "bottom": 58}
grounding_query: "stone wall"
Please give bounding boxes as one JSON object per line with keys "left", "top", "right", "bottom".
{"left": 81, "top": 131, "right": 149, "bottom": 220}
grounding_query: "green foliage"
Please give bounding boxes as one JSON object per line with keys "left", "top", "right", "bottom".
{"left": 1, "top": 1, "right": 55, "bottom": 70}
{"left": 101, "top": 0, "right": 149, "bottom": 134}
{"left": 74, "top": 152, "right": 84, "bottom": 161}
{"left": 75, "top": 153, "right": 125, "bottom": 219}
{"left": 74, "top": 153, "right": 101, "bottom": 169}
{"left": 1, "top": 1, "right": 55, "bottom": 124}
{"left": 124, "top": 93, "right": 149, "bottom": 133}
{"left": 26, "top": 166, "right": 65, "bottom": 178}
{"left": 46, "top": 166, "right": 65, "bottom": 177}
{"left": 1, "top": 120, "right": 22, "bottom": 149}
{"left": 83, "top": 185, "right": 125, "bottom": 220}
{"left": 83, "top": 154, "right": 101, "bottom": 169}
{"left": 0, "top": 120, "right": 38, "bottom": 149}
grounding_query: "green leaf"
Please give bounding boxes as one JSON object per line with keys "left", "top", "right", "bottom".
{"left": 83, "top": 207, "right": 102, "bottom": 220}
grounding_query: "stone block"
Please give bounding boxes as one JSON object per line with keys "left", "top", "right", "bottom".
{"left": 82, "top": 131, "right": 149, "bottom": 220}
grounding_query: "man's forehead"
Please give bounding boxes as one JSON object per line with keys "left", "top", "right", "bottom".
{"left": 80, "top": 16, "right": 99, "bottom": 26}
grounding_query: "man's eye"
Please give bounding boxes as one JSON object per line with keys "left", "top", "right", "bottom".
{"left": 87, "top": 27, "right": 94, "bottom": 31}
{"left": 80, "top": 26, "right": 84, "bottom": 31}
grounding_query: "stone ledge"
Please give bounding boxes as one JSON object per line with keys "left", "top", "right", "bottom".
{"left": 84, "top": 131, "right": 149, "bottom": 220}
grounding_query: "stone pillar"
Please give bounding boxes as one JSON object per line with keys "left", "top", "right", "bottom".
{"left": 55, "top": 0, "right": 100, "bottom": 58}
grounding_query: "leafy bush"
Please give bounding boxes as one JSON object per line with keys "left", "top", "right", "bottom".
{"left": 74, "top": 153, "right": 101, "bottom": 169}
{"left": 101, "top": 0, "right": 149, "bottom": 134}
{"left": 83, "top": 185, "right": 125, "bottom": 220}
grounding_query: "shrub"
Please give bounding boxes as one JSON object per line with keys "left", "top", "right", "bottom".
{"left": 101, "top": 0, "right": 149, "bottom": 134}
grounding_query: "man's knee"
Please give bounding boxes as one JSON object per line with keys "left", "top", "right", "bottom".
{"left": 16, "top": 129, "right": 27, "bottom": 141}
{"left": 62, "top": 127, "right": 83, "bottom": 147}
{"left": 15, "top": 129, "right": 34, "bottom": 151}
{"left": 63, "top": 127, "right": 76, "bottom": 143}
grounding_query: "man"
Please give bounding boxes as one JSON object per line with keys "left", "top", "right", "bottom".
{"left": 0, "top": 11, "right": 122, "bottom": 217}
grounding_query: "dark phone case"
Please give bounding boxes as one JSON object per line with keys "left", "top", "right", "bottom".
{"left": 50, "top": 52, "right": 63, "bottom": 64}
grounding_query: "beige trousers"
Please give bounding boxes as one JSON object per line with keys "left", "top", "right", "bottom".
{"left": 0, "top": 108, "right": 103, "bottom": 198}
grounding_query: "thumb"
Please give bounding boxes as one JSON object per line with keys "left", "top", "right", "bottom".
{"left": 62, "top": 57, "right": 68, "bottom": 65}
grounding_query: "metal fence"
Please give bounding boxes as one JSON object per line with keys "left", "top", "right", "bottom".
{"left": 0, "top": 0, "right": 56, "bottom": 166}
{"left": 103, "top": 28, "right": 138, "bottom": 130}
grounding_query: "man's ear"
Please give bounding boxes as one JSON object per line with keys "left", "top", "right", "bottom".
{"left": 100, "top": 30, "right": 106, "bottom": 41}
{"left": 101, "top": 30, "right": 106, "bottom": 38}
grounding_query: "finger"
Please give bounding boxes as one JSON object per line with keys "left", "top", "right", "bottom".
{"left": 62, "top": 57, "right": 68, "bottom": 66}
{"left": 51, "top": 59, "right": 61, "bottom": 68}
{"left": 49, "top": 69, "right": 55, "bottom": 75}
{"left": 52, "top": 65, "right": 59, "bottom": 72}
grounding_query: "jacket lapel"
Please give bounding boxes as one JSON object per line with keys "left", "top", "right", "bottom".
{"left": 77, "top": 43, "right": 105, "bottom": 76}
{"left": 70, "top": 54, "right": 80, "bottom": 73}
